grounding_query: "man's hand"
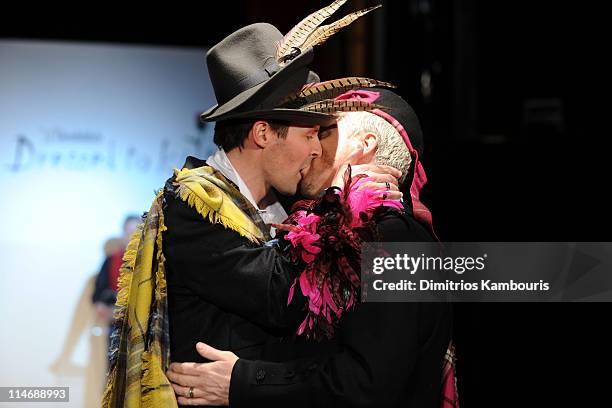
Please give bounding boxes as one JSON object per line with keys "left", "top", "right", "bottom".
{"left": 166, "top": 342, "right": 238, "bottom": 406}
{"left": 332, "top": 163, "right": 403, "bottom": 200}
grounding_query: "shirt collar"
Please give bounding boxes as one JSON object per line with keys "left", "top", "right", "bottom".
{"left": 206, "top": 148, "right": 288, "bottom": 230}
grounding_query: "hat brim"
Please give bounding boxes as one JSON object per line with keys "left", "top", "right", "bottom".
{"left": 200, "top": 47, "right": 320, "bottom": 123}
{"left": 222, "top": 108, "right": 336, "bottom": 127}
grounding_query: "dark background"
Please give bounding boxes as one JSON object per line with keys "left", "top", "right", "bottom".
{"left": 3, "top": 1, "right": 608, "bottom": 406}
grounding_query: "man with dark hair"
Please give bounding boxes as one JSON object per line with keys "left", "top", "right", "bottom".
{"left": 102, "top": 20, "right": 334, "bottom": 407}
{"left": 101, "top": 4, "right": 399, "bottom": 405}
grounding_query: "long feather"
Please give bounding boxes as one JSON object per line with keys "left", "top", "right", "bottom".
{"left": 300, "top": 5, "right": 381, "bottom": 51}
{"left": 276, "top": 0, "right": 348, "bottom": 62}
{"left": 300, "top": 98, "right": 387, "bottom": 114}
{"left": 289, "top": 77, "right": 396, "bottom": 103}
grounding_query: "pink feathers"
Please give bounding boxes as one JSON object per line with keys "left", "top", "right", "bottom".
{"left": 282, "top": 169, "right": 403, "bottom": 339}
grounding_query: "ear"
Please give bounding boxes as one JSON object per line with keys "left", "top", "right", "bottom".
{"left": 250, "top": 121, "right": 274, "bottom": 148}
{"left": 362, "top": 132, "right": 379, "bottom": 157}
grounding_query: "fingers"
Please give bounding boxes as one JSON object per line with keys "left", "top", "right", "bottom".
{"left": 177, "top": 396, "right": 212, "bottom": 406}
{"left": 196, "top": 342, "right": 223, "bottom": 361}
{"left": 350, "top": 167, "right": 401, "bottom": 187}
{"left": 352, "top": 164, "right": 401, "bottom": 179}
{"left": 166, "top": 368, "right": 198, "bottom": 387}
{"left": 355, "top": 181, "right": 403, "bottom": 200}
{"left": 171, "top": 382, "right": 200, "bottom": 399}
{"left": 355, "top": 180, "right": 398, "bottom": 192}
{"left": 356, "top": 172, "right": 397, "bottom": 186}
{"left": 376, "top": 165, "right": 402, "bottom": 179}
{"left": 167, "top": 358, "right": 232, "bottom": 406}
{"left": 173, "top": 382, "right": 228, "bottom": 406}
{"left": 357, "top": 180, "right": 401, "bottom": 193}
{"left": 196, "top": 342, "right": 237, "bottom": 362}
{"left": 168, "top": 372, "right": 223, "bottom": 405}
{"left": 370, "top": 173, "right": 399, "bottom": 187}
{"left": 382, "top": 190, "right": 403, "bottom": 200}
{"left": 167, "top": 369, "right": 220, "bottom": 405}
{"left": 168, "top": 362, "right": 202, "bottom": 376}
{"left": 331, "top": 163, "right": 402, "bottom": 192}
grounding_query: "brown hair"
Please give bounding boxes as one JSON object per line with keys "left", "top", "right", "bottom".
{"left": 213, "top": 119, "right": 289, "bottom": 151}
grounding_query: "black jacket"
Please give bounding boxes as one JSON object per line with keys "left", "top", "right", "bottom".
{"left": 163, "top": 157, "right": 305, "bottom": 367}
{"left": 229, "top": 208, "right": 453, "bottom": 408}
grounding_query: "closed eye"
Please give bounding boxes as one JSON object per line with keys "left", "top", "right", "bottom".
{"left": 318, "top": 124, "right": 337, "bottom": 140}
{"left": 318, "top": 131, "right": 330, "bottom": 140}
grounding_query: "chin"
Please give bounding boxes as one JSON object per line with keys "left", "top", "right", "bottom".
{"left": 277, "top": 184, "right": 297, "bottom": 196}
{"left": 300, "top": 183, "right": 323, "bottom": 199}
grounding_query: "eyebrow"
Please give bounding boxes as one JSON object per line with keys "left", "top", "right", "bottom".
{"left": 319, "top": 124, "right": 338, "bottom": 133}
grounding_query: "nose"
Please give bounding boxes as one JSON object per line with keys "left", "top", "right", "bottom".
{"left": 311, "top": 135, "right": 322, "bottom": 158}
{"left": 309, "top": 125, "right": 322, "bottom": 158}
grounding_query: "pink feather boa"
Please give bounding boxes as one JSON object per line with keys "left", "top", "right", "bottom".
{"left": 278, "top": 166, "right": 403, "bottom": 339}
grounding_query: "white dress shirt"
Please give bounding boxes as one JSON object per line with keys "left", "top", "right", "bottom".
{"left": 206, "top": 148, "right": 288, "bottom": 237}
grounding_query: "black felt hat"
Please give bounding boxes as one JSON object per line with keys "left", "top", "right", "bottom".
{"left": 370, "top": 87, "right": 424, "bottom": 157}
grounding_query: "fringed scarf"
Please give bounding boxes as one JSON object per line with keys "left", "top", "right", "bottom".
{"left": 102, "top": 165, "right": 265, "bottom": 408}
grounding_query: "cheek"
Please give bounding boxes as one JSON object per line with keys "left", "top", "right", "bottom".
{"left": 285, "top": 141, "right": 310, "bottom": 166}
{"left": 261, "top": 146, "right": 282, "bottom": 173}
{"left": 267, "top": 142, "right": 300, "bottom": 174}
{"left": 279, "top": 147, "right": 297, "bottom": 169}
{"left": 322, "top": 144, "right": 336, "bottom": 164}
{"left": 335, "top": 140, "right": 355, "bottom": 162}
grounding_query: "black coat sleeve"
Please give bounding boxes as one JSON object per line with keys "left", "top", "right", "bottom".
{"left": 163, "top": 192, "right": 306, "bottom": 331}
{"left": 230, "top": 302, "right": 451, "bottom": 408}
{"left": 228, "top": 211, "right": 452, "bottom": 408}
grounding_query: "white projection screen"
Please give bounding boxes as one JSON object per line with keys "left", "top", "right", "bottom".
{"left": 0, "top": 40, "right": 217, "bottom": 407}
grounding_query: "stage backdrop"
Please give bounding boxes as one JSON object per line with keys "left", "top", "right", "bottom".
{"left": 0, "top": 40, "right": 216, "bottom": 407}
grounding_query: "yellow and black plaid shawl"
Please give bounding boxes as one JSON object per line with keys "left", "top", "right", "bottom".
{"left": 102, "top": 165, "right": 266, "bottom": 408}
